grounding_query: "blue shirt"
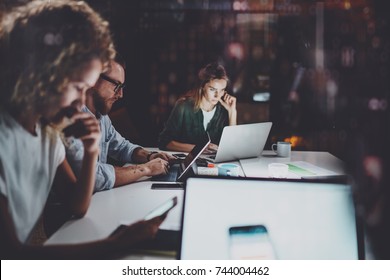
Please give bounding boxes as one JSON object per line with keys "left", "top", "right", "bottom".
{"left": 65, "top": 106, "right": 141, "bottom": 192}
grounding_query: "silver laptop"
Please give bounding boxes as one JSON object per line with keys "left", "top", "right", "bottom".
{"left": 179, "top": 177, "right": 362, "bottom": 260}
{"left": 205, "top": 122, "right": 272, "bottom": 163}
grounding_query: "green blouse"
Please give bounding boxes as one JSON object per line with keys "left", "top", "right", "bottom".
{"left": 158, "top": 97, "right": 229, "bottom": 150}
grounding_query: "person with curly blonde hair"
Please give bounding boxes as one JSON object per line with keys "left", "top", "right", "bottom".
{"left": 0, "top": 0, "right": 164, "bottom": 259}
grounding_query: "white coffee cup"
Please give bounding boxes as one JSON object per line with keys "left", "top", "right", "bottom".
{"left": 218, "top": 163, "right": 240, "bottom": 177}
{"left": 271, "top": 141, "right": 291, "bottom": 157}
{"left": 268, "top": 163, "right": 289, "bottom": 178}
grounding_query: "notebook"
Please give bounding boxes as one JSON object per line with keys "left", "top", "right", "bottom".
{"left": 151, "top": 136, "right": 210, "bottom": 182}
{"left": 204, "top": 122, "right": 272, "bottom": 163}
{"left": 179, "top": 177, "right": 362, "bottom": 260}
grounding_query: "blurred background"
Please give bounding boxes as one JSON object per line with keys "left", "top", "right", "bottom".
{"left": 2, "top": 0, "right": 389, "bottom": 160}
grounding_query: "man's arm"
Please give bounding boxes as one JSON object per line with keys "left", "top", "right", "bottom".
{"left": 63, "top": 113, "right": 138, "bottom": 191}
{"left": 65, "top": 137, "right": 116, "bottom": 192}
{"left": 104, "top": 116, "right": 141, "bottom": 163}
{"left": 131, "top": 147, "right": 173, "bottom": 163}
{"left": 112, "top": 160, "right": 168, "bottom": 187}
{"left": 66, "top": 141, "right": 172, "bottom": 190}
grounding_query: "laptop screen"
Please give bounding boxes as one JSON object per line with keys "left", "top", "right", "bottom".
{"left": 213, "top": 122, "right": 272, "bottom": 163}
{"left": 177, "top": 136, "right": 210, "bottom": 181}
{"left": 180, "top": 177, "right": 360, "bottom": 259}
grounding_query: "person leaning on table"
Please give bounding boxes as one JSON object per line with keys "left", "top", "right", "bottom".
{"left": 64, "top": 58, "right": 174, "bottom": 193}
{"left": 158, "top": 62, "right": 237, "bottom": 153}
{"left": 0, "top": 0, "right": 165, "bottom": 259}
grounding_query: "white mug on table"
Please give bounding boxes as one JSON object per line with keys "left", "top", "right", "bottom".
{"left": 271, "top": 141, "right": 291, "bottom": 157}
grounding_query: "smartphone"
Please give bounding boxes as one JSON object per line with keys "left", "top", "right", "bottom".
{"left": 62, "top": 119, "right": 85, "bottom": 138}
{"left": 228, "top": 225, "right": 276, "bottom": 260}
{"left": 143, "top": 196, "right": 178, "bottom": 221}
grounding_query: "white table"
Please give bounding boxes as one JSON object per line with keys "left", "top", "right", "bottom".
{"left": 239, "top": 150, "right": 345, "bottom": 178}
{"left": 45, "top": 181, "right": 184, "bottom": 246}
{"left": 45, "top": 150, "right": 345, "bottom": 252}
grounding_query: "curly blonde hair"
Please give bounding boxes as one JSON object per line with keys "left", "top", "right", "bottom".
{"left": 0, "top": 0, "right": 115, "bottom": 116}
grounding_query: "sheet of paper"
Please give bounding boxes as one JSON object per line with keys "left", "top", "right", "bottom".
{"left": 287, "top": 161, "right": 338, "bottom": 177}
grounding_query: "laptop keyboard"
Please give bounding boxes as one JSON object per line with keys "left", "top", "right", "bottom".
{"left": 151, "top": 164, "right": 180, "bottom": 182}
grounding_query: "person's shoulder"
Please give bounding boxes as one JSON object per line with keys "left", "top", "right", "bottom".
{"left": 0, "top": 111, "right": 14, "bottom": 125}
{"left": 43, "top": 124, "right": 63, "bottom": 144}
{"left": 172, "top": 97, "right": 197, "bottom": 117}
{"left": 96, "top": 114, "right": 114, "bottom": 136}
{"left": 0, "top": 111, "right": 23, "bottom": 140}
{"left": 0, "top": 111, "right": 8, "bottom": 126}
{"left": 175, "top": 96, "right": 195, "bottom": 108}
{"left": 97, "top": 113, "right": 112, "bottom": 126}
{"left": 0, "top": 112, "right": 12, "bottom": 143}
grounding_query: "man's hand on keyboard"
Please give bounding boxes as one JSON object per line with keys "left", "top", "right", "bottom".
{"left": 148, "top": 151, "right": 175, "bottom": 162}
{"left": 143, "top": 158, "right": 169, "bottom": 176}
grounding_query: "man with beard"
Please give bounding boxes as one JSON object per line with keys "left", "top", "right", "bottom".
{"left": 65, "top": 59, "right": 173, "bottom": 192}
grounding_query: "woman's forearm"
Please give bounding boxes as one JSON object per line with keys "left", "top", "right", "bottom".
{"left": 69, "top": 150, "right": 99, "bottom": 217}
{"left": 228, "top": 109, "right": 237, "bottom": 126}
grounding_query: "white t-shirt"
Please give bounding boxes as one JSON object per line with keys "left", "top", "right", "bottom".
{"left": 202, "top": 107, "right": 216, "bottom": 130}
{"left": 0, "top": 112, "right": 65, "bottom": 243}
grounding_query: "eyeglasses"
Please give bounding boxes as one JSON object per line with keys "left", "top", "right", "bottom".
{"left": 99, "top": 73, "right": 126, "bottom": 93}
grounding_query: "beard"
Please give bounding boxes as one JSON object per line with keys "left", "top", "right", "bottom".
{"left": 92, "top": 89, "right": 113, "bottom": 116}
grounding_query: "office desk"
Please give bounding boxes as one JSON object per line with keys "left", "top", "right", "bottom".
{"left": 45, "top": 150, "right": 345, "bottom": 254}
{"left": 239, "top": 150, "right": 345, "bottom": 178}
{"left": 45, "top": 181, "right": 184, "bottom": 246}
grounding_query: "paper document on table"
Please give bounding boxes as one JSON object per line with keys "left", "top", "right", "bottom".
{"left": 287, "top": 161, "right": 338, "bottom": 177}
